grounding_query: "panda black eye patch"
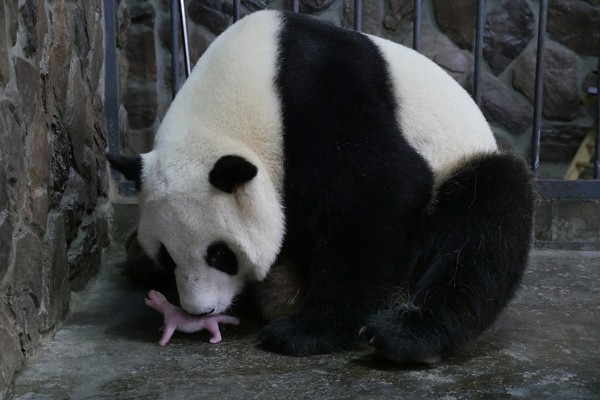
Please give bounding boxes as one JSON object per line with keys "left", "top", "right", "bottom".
{"left": 205, "top": 242, "right": 238, "bottom": 275}
{"left": 159, "top": 243, "right": 177, "bottom": 272}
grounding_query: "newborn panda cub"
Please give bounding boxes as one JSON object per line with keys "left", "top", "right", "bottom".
{"left": 145, "top": 289, "right": 239, "bottom": 346}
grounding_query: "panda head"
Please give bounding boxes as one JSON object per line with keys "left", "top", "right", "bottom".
{"left": 107, "top": 150, "right": 285, "bottom": 315}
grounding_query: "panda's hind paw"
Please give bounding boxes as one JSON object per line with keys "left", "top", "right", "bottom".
{"left": 258, "top": 314, "right": 345, "bottom": 356}
{"left": 361, "top": 310, "right": 441, "bottom": 365}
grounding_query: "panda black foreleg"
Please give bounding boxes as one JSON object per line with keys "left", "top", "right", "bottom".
{"left": 361, "top": 152, "right": 534, "bottom": 363}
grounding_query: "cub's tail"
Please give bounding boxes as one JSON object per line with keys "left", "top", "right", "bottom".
{"left": 362, "top": 152, "right": 534, "bottom": 363}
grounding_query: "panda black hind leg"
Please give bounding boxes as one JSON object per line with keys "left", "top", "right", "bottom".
{"left": 361, "top": 152, "right": 534, "bottom": 363}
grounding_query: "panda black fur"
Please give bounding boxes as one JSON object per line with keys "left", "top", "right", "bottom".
{"left": 108, "top": 11, "right": 534, "bottom": 362}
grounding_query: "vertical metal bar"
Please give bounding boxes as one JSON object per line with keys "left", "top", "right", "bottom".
{"left": 179, "top": 0, "right": 192, "bottom": 78}
{"left": 291, "top": 0, "right": 299, "bottom": 13}
{"left": 103, "top": 0, "right": 119, "bottom": 156}
{"left": 171, "top": 0, "right": 180, "bottom": 98}
{"left": 472, "top": 0, "right": 485, "bottom": 106}
{"left": 412, "top": 0, "right": 421, "bottom": 51}
{"left": 531, "top": 0, "right": 548, "bottom": 177}
{"left": 233, "top": 0, "right": 241, "bottom": 22}
{"left": 354, "top": 0, "right": 362, "bottom": 32}
{"left": 594, "top": 54, "right": 600, "bottom": 179}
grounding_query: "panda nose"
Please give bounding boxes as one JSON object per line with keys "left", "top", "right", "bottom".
{"left": 194, "top": 308, "right": 215, "bottom": 316}
{"left": 180, "top": 300, "right": 215, "bottom": 315}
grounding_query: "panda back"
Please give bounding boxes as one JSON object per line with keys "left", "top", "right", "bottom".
{"left": 369, "top": 35, "right": 498, "bottom": 175}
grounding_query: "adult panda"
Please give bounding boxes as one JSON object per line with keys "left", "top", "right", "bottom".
{"left": 108, "top": 10, "right": 534, "bottom": 362}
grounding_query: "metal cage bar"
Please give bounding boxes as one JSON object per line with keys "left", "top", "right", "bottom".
{"left": 412, "top": 0, "right": 421, "bottom": 51}
{"left": 104, "top": 0, "right": 119, "bottom": 156}
{"left": 179, "top": 0, "right": 192, "bottom": 78}
{"left": 170, "top": 0, "right": 180, "bottom": 98}
{"left": 291, "top": 0, "right": 299, "bottom": 13}
{"left": 354, "top": 0, "right": 362, "bottom": 32}
{"left": 594, "top": 55, "right": 600, "bottom": 179}
{"left": 531, "top": 0, "right": 548, "bottom": 177}
{"left": 104, "top": 0, "right": 137, "bottom": 195}
{"left": 233, "top": 0, "right": 241, "bottom": 22}
{"left": 171, "top": 0, "right": 191, "bottom": 98}
{"left": 472, "top": 0, "right": 485, "bottom": 106}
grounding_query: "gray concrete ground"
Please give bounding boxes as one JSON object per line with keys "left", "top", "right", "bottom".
{"left": 8, "top": 249, "right": 600, "bottom": 399}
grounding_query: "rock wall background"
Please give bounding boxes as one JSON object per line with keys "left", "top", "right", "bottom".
{"left": 118, "top": 0, "right": 599, "bottom": 178}
{"left": 0, "top": 0, "right": 110, "bottom": 394}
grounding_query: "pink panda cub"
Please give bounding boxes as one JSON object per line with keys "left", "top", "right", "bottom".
{"left": 145, "top": 290, "right": 240, "bottom": 346}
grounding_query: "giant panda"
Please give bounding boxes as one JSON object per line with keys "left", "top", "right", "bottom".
{"left": 107, "top": 10, "right": 534, "bottom": 363}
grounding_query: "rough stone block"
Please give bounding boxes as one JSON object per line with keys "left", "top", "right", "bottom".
{"left": 189, "top": 0, "right": 232, "bottom": 35}
{"left": 126, "top": 26, "right": 157, "bottom": 81}
{"left": 124, "top": 78, "right": 158, "bottom": 129}
{"left": 129, "top": 2, "right": 156, "bottom": 28}
{"left": 117, "top": 0, "right": 131, "bottom": 50}
{"left": 26, "top": 110, "right": 51, "bottom": 230}
{"left": 48, "top": 0, "right": 73, "bottom": 114}
{"left": 483, "top": 0, "right": 534, "bottom": 75}
{"left": 0, "top": 145, "right": 13, "bottom": 283}
{"left": 548, "top": 0, "right": 600, "bottom": 56}
{"left": 81, "top": 0, "right": 102, "bottom": 39}
{"left": 71, "top": 6, "right": 90, "bottom": 67}
{"left": 0, "top": 91, "right": 27, "bottom": 209}
{"left": 9, "top": 227, "right": 43, "bottom": 356}
{"left": 39, "top": 212, "right": 69, "bottom": 333}
{"left": 66, "top": 57, "right": 88, "bottom": 172}
{"left": 19, "top": 0, "right": 38, "bottom": 57}
{"left": 60, "top": 167, "right": 90, "bottom": 244}
{"left": 68, "top": 205, "right": 110, "bottom": 291}
{"left": 5, "top": 0, "right": 18, "bottom": 46}
{"left": 85, "top": 14, "right": 105, "bottom": 96}
{"left": 513, "top": 43, "right": 580, "bottom": 121}
{"left": 383, "top": 0, "right": 413, "bottom": 35}
{"left": 0, "top": 1, "right": 9, "bottom": 86}
{"left": 433, "top": 0, "right": 477, "bottom": 50}
{"left": 0, "top": 302, "right": 23, "bottom": 394}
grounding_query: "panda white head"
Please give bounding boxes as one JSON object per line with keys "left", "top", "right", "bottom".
{"left": 107, "top": 150, "right": 285, "bottom": 315}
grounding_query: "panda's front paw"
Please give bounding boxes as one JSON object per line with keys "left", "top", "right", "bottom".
{"left": 258, "top": 314, "right": 345, "bottom": 356}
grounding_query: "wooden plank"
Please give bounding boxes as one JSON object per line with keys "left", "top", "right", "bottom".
{"left": 564, "top": 123, "right": 597, "bottom": 180}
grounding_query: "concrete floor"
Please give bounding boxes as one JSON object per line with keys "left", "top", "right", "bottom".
{"left": 8, "top": 249, "right": 600, "bottom": 399}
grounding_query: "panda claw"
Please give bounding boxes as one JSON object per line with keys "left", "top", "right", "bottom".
{"left": 358, "top": 326, "right": 367, "bottom": 337}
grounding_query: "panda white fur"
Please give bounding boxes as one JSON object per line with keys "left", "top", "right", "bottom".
{"left": 108, "top": 10, "right": 534, "bottom": 362}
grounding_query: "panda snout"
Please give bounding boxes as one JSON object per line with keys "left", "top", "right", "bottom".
{"left": 180, "top": 300, "right": 216, "bottom": 316}
{"left": 190, "top": 308, "right": 215, "bottom": 316}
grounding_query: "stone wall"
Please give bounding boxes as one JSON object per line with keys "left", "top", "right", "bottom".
{"left": 118, "top": 0, "right": 599, "bottom": 178}
{"left": 0, "top": 0, "right": 110, "bottom": 395}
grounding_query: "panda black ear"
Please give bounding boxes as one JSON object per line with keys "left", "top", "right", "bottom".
{"left": 209, "top": 155, "right": 258, "bottom": 193}
{"left": 106, "top": 153, "right": 143, "bottom": 190}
